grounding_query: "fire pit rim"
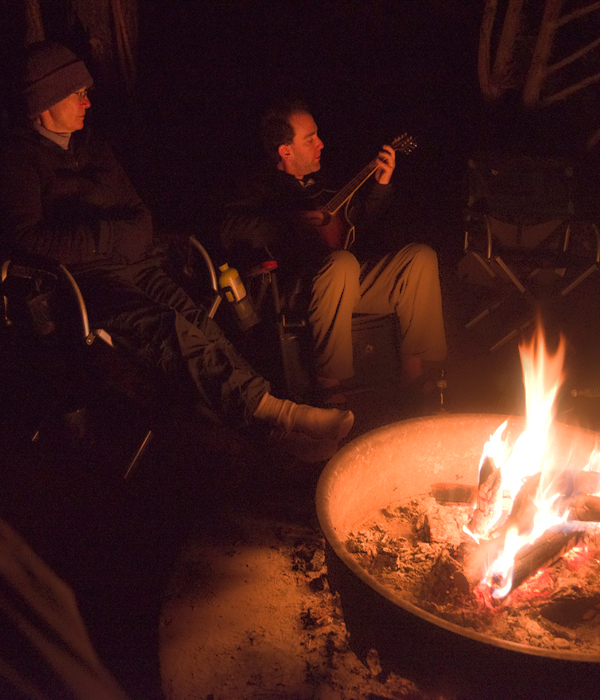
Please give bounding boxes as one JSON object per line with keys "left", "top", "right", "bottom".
{"left": 316, "top": 412, "right": 600, "bottom": 663}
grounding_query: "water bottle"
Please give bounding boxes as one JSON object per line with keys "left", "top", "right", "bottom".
{"left": 218, "top": 263, "right": 259, "bottom": 331}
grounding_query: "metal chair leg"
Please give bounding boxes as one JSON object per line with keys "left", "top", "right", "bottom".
{"left": 123, "top": 429, "right": 154, "bottom": 481}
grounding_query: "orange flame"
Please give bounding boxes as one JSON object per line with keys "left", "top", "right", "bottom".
{"left": 475, "top": 323, "right": 575, "bottom": 598}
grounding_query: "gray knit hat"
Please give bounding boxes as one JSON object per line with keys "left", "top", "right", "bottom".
{"left": 22, "top": 41, "right": 93, "bottom": 118}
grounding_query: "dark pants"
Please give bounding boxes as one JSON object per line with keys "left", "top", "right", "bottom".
{"left": 74, "top": 265, "right": 269, "bottom": 422}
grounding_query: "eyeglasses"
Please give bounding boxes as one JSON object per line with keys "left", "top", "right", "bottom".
{"left": 73, "top": 88, "right": 90, "bottom": 101}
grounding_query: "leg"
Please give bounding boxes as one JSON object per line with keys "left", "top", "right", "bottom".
{"left": 309, "top": 250, "right": 361, "bottom": 382}
{"left": 79, "top": 268, "right": 269, "bottom": 421}
{"left": 83, "top": 269, "right": 353, "bottom": 449}
{"left": 355, "top": 244, "right": 447, "bottom": 380}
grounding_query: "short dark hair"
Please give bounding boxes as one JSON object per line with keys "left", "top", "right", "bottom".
{"left": 260, "top": 98, "right": 310, "bottom": 164}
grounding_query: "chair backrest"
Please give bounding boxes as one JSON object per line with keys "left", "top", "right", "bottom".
{"left": 466, "top": 152, "right": 574, "bottom": 228}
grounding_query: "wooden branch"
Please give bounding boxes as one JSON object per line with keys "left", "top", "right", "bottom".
{"left": 569, "top": 495, "right": 600, "bottom": 522}
{"left": 501, "top": 529, "right": 581, "bottom": 596}
{"left": 478, "top": 0, "right": 503, "bottom": 101}
{"left": 547, "top": 35, "right": 600, "bottom": 76}
{"left": 524, "top": 0, "right": 563, "bottom": 106}
{"left": 586, "top": 125, "right": 600, "bottom": 149}
{"left": 557, "top": 1, "right": 600, "bottom": 27}
{"left": 544, "top": 69, "right": 600, "bottom": 104}
{"left": 25, "top": 0, "right": 44, "bottom": 44}
{"left": 468, "top": 456, "right": 503, "bottom": 537}
{"left": 492, "top": 0, "right": 526, "bottom": 88}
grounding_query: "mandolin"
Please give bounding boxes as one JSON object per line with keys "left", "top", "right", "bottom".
{"left": 307, "top": 133, "right": 417, "bottom": 250}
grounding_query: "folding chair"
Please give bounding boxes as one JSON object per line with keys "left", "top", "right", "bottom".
{"left": 186, "top": 235, "right": 311, "bottom": 400}
{"left": 188, "top": 236, "right": 403, "bottom": 402}
{"left": 458, "top": 152, "right": 600, "bottom": 351}
{"left": 1, "top": 258, "right": 154, "bottom": 480}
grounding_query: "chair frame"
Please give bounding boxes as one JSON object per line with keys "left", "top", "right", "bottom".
{"left": 462, "top": 153, "right": 600, "bottom": 351}
{"left": 188, "top": 235, "right": 310, "bottom": 399}
{"left": 1, "top": 259, "right": 153, "bottom": 480}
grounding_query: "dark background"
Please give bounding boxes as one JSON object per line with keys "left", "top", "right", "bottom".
{"left": 95, "top": 1, "right": 486, "bottom": 258}
{"left": 3, "top": 1, "right": 598, "bottom": 258}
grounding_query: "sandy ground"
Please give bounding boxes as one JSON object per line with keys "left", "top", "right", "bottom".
{"left": 155, "top": 268, "right": 600, "bottom": 700}
{"left": 3, "top": 256, "right": 600, "bottom": 700}
{"left": 159, "top": 511, "right": 432, "bottom": 700}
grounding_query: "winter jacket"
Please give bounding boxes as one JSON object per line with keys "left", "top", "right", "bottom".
{"left": 0, "top": 124, "right": 154, "bottom": 276}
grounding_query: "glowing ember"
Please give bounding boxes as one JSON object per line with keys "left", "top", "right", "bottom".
{"left": 468, "top": 324, "right": 600, "bottom": 599}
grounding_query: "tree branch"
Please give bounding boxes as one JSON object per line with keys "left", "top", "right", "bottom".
{"left": 479, "top": 0, "right": 502, "bottom": 100}
{"left": 543, "top": 68, "right": 600, "bottom": 104}
{"left": 557, "top": 0, "right": 600, "bottom": 27}
{"left": 547, "top": 35, "right": 600, "bottom": 76}
{"left": 523, "top": 0, "right": 563, "bottom": 106}
{"left": 492, "top": 0, "right": 526, "bottom": 89}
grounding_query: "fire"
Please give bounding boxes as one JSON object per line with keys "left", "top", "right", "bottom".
{"left": 467, "top": 323, "right": 600, "bottom": 600}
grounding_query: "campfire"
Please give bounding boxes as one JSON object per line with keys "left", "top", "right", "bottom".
{"left": 461, "top": 323, "right": 600, "bottom": 603}
{"left": 317, "top": 324, "right": 600, "bottom": 661}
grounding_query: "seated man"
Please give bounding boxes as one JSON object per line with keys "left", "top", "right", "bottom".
{"left": 221, "top": 99, "right": 447, "bottom": 403}
{"left": 0, "top": 42, "right": 353, "bottom": 461}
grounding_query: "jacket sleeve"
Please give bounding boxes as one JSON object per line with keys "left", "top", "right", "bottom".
{"left": 0, "top": 133, "right": 153, "bottom": 267}
{"left": 220, "top": 173, "right": 329, "bottom": 275}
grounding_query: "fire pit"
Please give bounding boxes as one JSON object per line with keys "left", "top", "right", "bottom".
{"left": 317, "top": 325, "right": 600, "bottom": 698}
{"left": 316, "top": 412, "right": 600, "bottom": 663}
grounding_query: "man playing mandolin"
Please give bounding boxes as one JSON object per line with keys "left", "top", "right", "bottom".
{"left": 221, "top": 99, "right": 447, "bottom": 404}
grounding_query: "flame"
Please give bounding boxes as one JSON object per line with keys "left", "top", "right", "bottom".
{"left": 472, "top": 323, "right": 593, "bottom": 599}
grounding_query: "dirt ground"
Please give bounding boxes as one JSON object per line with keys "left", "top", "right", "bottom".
{"left": 155, "top": 268, "right": 600, "bottom": 700}
{"left": 155, "top": 422, "right": 458, "bottom": 700}
{"left": 3, "top": 256, "right": 600, "bottom": 700}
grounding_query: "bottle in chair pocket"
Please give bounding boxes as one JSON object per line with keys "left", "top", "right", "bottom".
{"left": 218, "top": 263, "right": 259, "bottom": 331}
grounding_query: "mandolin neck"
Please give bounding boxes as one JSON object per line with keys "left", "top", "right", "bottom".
{"left": 322, "top": 157, "right": 380, "bottom": 217}
{"left": 319, "top": 133, "right": 415, "bottom": 218}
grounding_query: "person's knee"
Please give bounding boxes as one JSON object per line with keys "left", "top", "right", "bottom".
{"left": 325, "top": 249, "right": 360, "bottom": 278}
{"left": 410, "top": 243, "right": 439, "bottom": 271}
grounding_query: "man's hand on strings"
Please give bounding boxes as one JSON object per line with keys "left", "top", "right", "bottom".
{"left": 375, "top": 144, "right": 395, "bottom": 185}
{"left": 300, "top": 210, "right": 327, "bottom": 227}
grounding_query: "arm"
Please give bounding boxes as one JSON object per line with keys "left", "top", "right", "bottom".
{"left": 0, "top": 131, "right": 152, "bottom": 267}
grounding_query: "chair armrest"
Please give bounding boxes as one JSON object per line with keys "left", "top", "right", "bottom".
{"left": 1, "top": 256, "right": 113, "bottom": 347}
{"left": 187, "top": 236, "right": 222, "bottom": 319}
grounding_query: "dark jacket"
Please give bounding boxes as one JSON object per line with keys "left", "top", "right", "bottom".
{"left": 0, "top": 124, "right": 154, "bottom": 277}
{"left": 220, "top": 167, "right": 393, "bottom": 277}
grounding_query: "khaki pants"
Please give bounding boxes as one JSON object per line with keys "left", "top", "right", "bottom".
{"left": 309, "top": 244, "right": 447, "bottom": 381}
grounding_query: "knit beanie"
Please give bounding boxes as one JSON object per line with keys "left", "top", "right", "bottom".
{"left": 22, "top": 41, "right": 93, "bottom": 118}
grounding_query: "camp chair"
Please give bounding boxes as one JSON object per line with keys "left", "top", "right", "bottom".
{"left": 458, "top": 152, "right": 600, "bottom": 351}
{"left": 187, "top": 236, "right": 403, "bottom": 402}
{"left": 1, "top": 257, "right": 154, "bottom": 480}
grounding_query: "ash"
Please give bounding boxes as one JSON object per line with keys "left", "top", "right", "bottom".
{"left": 345, "top": 494, "right": 600, "bottom": 655}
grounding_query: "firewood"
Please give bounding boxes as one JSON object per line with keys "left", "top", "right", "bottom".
{"left": 468, "top": 456, "right": 502, "bottom": 536}
{"left": 430, "top": 482, "right": 478, "bottom": 506}
{"left": 413, "top": 468, "right": 600, "bottom": 606}
{"left": 420, "top": 543, "right": 476, "bottom": 603}
{"left": 494, "top": 529, "right": 582, "bottom": 597}
{"left": 569, "top": 495, "right": 600, "bottom": 523}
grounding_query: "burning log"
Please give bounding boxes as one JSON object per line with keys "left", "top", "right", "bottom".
{"left": 424, "top": 469, "right": 600, "bottom": 602}
{"left": 502, "top": 529, "right": 583, "bottom": 596}
{"left": 468, "top": 456, "right": 502, "bottom": 537}
{"left": 569, "top": 495, "right": 600, "bottom": 523}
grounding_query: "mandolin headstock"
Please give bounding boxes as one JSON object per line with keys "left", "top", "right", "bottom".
{"left": 391, "top": 133, "right": 417, "bottom": 155}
